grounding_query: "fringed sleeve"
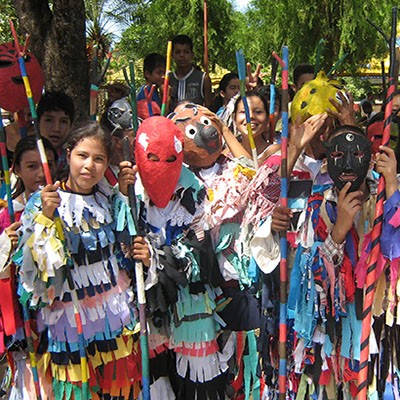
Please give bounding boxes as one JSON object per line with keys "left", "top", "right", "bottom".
{"left": 241, "top": 163, "right": 281, "bottom": 228}
{"left": 113, "top": 191, "right": 161, "bottom": 291}
{"left": 15, "top": 193, "right": 68, "bottom": 307}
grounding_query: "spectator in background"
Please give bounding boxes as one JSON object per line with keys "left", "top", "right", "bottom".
{"left": 292, "top": 63, "right": 314, "bottom": 92}
{"left": 169, "top": 34, "right": 213, "bottom": 110}
{"left": 137, "top": 52, "right": 165, "bottom": 119}
{"left": 105, "top": 82, "right": 130, "bottom": 106}
{"left": 212, "top": 72, "right": 240, "bottom": 116}
{"left": 37, "top": 91, "right": 75, "bottom": 156}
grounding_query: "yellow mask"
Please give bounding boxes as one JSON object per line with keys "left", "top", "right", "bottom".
{"left": 291, "top": 71, "right": 344, "bottom": 123}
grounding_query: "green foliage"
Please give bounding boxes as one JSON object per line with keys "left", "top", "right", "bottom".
{"left": 85, "top": 0, "right": 116, "bottom": 56}
{"left": 0, "top": 0, "right": 17, "bottom": 43}
{"left": 119, "top": 0, "right": 238, "bottom": 71}
{"left": 341, "top": 76, "right": 379, "bottom": 101}
{"left": 243, "top": 0, "right": 393, "bottom": 80}
{"left": 6, "top": 0, "right": 398, "bottom": 93}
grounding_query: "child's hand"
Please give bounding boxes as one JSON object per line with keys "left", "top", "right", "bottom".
{"left": 246, "top": 62, "right": 263, "bottom": 90}
{"left": 271, "top": 206, "right": 293, "bottom": 233}
{"left": 5, "top": 221, "right": 22, "bottom": 250}
{"left": 290, "top": 114, "right": 328, "bottom": 151}
{"left": 132, "top": 236, "right": 151, "bottom": 267}
{"left": 118, "top": 161, "right": 137, "bottom": 196}
{"left": 332, "top": 182, "right": 363, "bottom": 244}
{"left": 327, "top": 91, "right": 356, "bottom": 126}
{"left": 375, "top": 145, "right": 398, "bottom": 199}
{"left": 41, "top": 182, "right": 61, "bottom": 220}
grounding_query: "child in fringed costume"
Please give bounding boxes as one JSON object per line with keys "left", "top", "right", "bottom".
{"left": 0, "top": 136, "right": 59, "bottom": 399}
{"left": 169, "top": 102, "right": 332, "bottom": 398}
{"left": 252, "top": 72, "right": 358, "bottom": 397}
{"left": 12, "top": 122, "right": 142, "bottom": 399}
{"left": 116, "top": 115, "right": 227, "bottom": 399}
{"left": 169, "top": 102, "right": 270, "bottom": 399}
{"left": 170, "top": 102, "right": 323, "bottom": 398}
{"left": 286, "top": 125, "right": 400, "bottom": 398}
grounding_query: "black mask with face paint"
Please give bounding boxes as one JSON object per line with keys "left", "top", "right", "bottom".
{"left": 326, "top": 132, "right": 371, "bottom": 192}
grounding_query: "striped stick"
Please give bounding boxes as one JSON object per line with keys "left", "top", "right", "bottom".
{"left": 236, "top": 49, "right": 259, "bottom": 169}
{"left": 17, "top": 109, "right": 28, "bottom": 138}
{"left": 123, "top": 61, "right": 139, "bottom": 134}
{"left": 9, "top": 23, "right": 45, "bottom": 400}
{"left": 90, "top": 45, "right": 99, "bottom": 120}
{"left": 269, "top": 57, "right": 278, "bottom": 144}
{"left": 10, "top": 22, "right": 51, "bottom": 185}
{"left": 22, "top": 307, "right": 42, "bottom": 399}
{"left": 89, "top": 82, "right": 99, "bottom": 120}
{"left": 358, "top": 7, "right": 397, "bottom": 398}
{"left": 90, "top": 47, "right": 112, "bottom": 121}
{"left": 121, "top": 137, "right": 150, "bottom": 400}
{"left": 10, "top": 21, "right": 89, "bottom": 399}
{"left": 381, "top": 61, "right": 387, "bottom": 96}
{"left": 273, "top": 47, "right": 289, "bottom": 400}
{"left": 16, "top": 37, "right": 31, "bottom": 137}
{"left": 161, "top": 41, "right": 172, "bottom": 116}
{"left": 0, "top": 111, "right": 14, "bottom": 223}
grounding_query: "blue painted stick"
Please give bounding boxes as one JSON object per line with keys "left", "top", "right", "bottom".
{"left": 273, "top": 46, "right": 289, "bottom": 400}
{"left": 269, "top": 57, "right": 278, "bottom": 144}
{"left": 236, "top": 49, "right": 259, "bottom": 169}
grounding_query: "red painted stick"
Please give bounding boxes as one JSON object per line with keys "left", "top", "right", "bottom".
{"left": 358, "top": 7, "right": 397, "bottom": 398}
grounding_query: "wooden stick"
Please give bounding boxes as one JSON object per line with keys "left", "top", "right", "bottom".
{"left": 236, "top": 49, "right": 259, "bottom": 169}
{"left": 161, "top": 41, "right": 172, "bottom": 116}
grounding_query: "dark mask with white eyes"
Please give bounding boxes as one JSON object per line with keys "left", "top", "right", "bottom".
{"left": 326, "top": 131, "right": 371, "bottom": 192}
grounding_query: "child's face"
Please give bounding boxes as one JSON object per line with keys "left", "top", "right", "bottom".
{"left": 392, "top": 94, "right": 400, "bottom": 116}
{"left": 235, "top": 95, "right": 268, "bottom": 139}
{"left": 39, "top": 110, "right": 71, "bottom": 152}
{"left": 145, "top": 66, "right": 165, "bottom": 87}
{"left": 221, "top": 78, "right": 240, "bottom": 103}
{"left": 295, "top": 72, "right": 314, "bottom": 91}
{"left": 14, "top": 149, "right": 57, "bottom": 195}
{"left": 172, "top": 44, "right": 193, "bottom": 69}
{"left": 66, "top": 137, "right": 108, "bottom": 194}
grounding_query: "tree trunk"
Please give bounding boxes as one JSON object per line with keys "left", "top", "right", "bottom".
{"left": 13, "top": 0, "right": 89, "bottom": 121}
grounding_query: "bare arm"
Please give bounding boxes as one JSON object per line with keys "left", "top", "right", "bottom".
{"left": 221, "top": 124, "right": 252, "bottom": 159}
{"left": 286, "top": 114, "right": 328, "bottom": 176}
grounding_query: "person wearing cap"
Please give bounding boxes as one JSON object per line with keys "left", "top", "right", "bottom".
{"left": 100, "top": 82, "right": 130, "bottom": 134}
{"left": 105, "top": 82, "right": 130, "bottom": 105}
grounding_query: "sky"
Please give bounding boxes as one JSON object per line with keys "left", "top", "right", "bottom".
{"left": 231, "top": 0, "right": 251, "bottom": 12}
